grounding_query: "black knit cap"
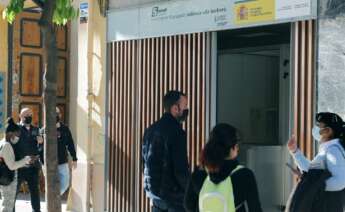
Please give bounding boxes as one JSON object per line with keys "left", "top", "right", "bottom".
{"left": 6, "top": 118, "right": 20, "bottom": 133}
{"left": 316, "top": 112, "right": 345, "bottom": 138}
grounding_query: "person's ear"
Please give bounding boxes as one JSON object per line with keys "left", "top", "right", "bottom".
{"left": 170, "top": 104, "right": 178, "bottom": 114}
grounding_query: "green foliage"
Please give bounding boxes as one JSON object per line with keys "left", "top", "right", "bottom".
{"left": 2, "top": 0, "right": 24, "bottom": 24}
{"left": 53, "top": 0, "right": 79, "bottom": 25}
{"left": 2, "top": 0, "right": 78, "bottom": 25}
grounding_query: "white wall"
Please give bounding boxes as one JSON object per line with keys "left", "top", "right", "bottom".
{"left": 69, "top": 0, "right": 106, "bottom": 211}
{"left": 217, "top": 53, "right": 280, "bottom": 145}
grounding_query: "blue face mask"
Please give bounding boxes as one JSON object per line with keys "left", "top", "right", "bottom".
{"left": 312, "top": 126, "right": 327, "bottom": 142}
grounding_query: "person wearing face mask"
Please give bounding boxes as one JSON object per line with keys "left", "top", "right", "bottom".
{"left": 184, "top": 123, "right": 262, "bottom": 212}
{"left": 0, "top": 118, "right": 34, "bottom": 212}
{"left": 287, "top": 112, "right": 345, "bottom": 211}
{"left": 12, "top": 108, "right": 43, "bottom": 212}
{"left": 142, "top": 90, "right": 190, "bottom": 212}
{"left": 39, "top": 107, "right": 78, "bottom": 195}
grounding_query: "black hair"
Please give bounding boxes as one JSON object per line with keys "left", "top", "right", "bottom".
{"left": 200, "top": 123, "right": 238, "bottom": 173}
{"left": 6, "top": 117, "right": 20, "bottom": 133}
{"left": 163, "top": 90, "right": 186, "bottom": 112}
{"left": 316, "top": 112, "right": 345, "bottom": 148}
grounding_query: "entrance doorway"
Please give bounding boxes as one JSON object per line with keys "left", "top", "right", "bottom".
{"left": 216, "top": 24, "right": 292, "bottom": 212}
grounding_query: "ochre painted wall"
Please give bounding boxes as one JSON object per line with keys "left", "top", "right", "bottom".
{"left": 0, "top": 5, "right": 8, "bottom": 136}
{"left": 0, "top": 6, "right": 8, "bottom": 73}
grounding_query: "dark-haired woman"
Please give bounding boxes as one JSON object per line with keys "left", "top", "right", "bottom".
{"left": 287, "top": 112, "right": 345, "bottom": 211}
{"left": 0, "top": 118, "right": 33, "bottom": 212}
{"left": 184, "top": 123, "right": 262, "bottom": 212}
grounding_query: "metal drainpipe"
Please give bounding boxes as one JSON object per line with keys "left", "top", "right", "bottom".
{"left": 86, "top": 0, "right": 94, "bottom": 211}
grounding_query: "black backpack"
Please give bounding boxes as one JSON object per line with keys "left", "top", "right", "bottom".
{"left": 0, "top": 146, "right": 15, "bottom": 186}
{"left": 142, "top": 127, "right": 168, "bottom": 198}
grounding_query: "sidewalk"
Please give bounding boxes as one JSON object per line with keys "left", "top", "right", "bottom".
{"left": 15, "top": 193, "right": 68, "bottom": 212}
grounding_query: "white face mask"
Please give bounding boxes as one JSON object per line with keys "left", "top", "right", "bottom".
{"left": 10, "top": 136, "right": 20, "bottom": 144}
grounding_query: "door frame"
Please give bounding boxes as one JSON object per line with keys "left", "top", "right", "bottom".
{"left": 211, "top": 31, "right": 295, "bottom": 209}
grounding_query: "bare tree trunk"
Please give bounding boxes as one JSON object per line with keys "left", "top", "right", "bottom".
{"left": 39, "top": 0, "right": 61, "bottom": 211}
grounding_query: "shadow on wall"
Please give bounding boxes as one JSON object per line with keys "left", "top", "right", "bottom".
{"left": 108, "top": 138, "right": 135, "bottom": 211}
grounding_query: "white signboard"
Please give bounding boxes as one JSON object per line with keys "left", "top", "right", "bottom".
{"left": 107, "top": 0, "right": 316, "bottom": 42}
{"left": 139, "top": 0, "right": 233, "bottom": 37}
{"left": 276, "top": 0, "right": 312, "bottom": 19}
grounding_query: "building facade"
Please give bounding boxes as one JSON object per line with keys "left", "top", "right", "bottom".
{"left": 1, "top": 0, "right": 345, "bottom": 212}
{"left": 105, "top": 0, "right": 345, "bottom": 212}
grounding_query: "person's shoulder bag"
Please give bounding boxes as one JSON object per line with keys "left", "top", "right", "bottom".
{"left": 0, "top": 146, "right": 15, "bottom": 186}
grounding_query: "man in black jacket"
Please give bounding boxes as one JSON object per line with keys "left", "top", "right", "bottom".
{"left": 142, "top": 91, "right": 190, "bottom": 212}
{"left": 13, "top": 108, "right": 43, "bottom": 212}
{"left": 39, "top": 107, "right": 78, "bottom": 195}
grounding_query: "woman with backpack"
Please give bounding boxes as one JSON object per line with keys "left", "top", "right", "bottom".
{"left": 287, "top": 112, "right": 345, "bottom": 211}
{"left": 184, "top": 123, "right": 262, "bottom": 212}
{"left": 0, "top": 118, "right": 34, "bottom": 212}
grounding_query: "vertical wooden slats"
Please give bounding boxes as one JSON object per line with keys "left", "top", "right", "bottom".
{"left": 108, "top": 43, "right": 114, "bottom": 211}
{"left": 293, "top": 20, "right": 316, "bottom": 159}
{"left": 137, "top": 39, "right": 143, "bottom": 212}
{"left": 131, "top": 40, "right": 136, "bottom": 212}
{"left": 306, "top": 21, "right": 315, "bottom": 159}
{"left": 124, "top": 41, "right": 128, "bottom": 212}
{"left": 115, "top": 42, "right": 120, "bottom": 211}
{"left": 108, "top": 32, "right": 212, "bottom": 212}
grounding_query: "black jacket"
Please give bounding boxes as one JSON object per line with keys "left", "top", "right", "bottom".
{"left": 40, "top": 123, "right": 77, "bottom": 165}
{"left": 142, "top": 113, "right": 190, "bottom": 206}
{"left": 13, "top": 125, "right": 41, "bottom": 161}
{"left": 184, "top": 160, "right": 262, "bottom": 212}
{"left": 286, "top": 169, "right": 345, "bottom": 212}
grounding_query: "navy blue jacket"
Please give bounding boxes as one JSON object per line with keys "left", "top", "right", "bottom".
{"left": 142, "top": 113, "right": 190, "bottom": 206}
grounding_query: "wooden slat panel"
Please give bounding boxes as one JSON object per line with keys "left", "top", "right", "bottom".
{"left": 107, "top": 43, "right": 113, "bottom": 211}
{"left": 107, "top": 32, "right": 212, "bottom": 211}
{"left": 293, "top": 20, "right": 316, "bottom": 159}
{"left": 306, "top": 21, "right": 315, "bottom": 160}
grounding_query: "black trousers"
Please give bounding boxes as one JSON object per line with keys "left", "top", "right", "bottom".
{"left": 152, "top": 200, "right": 185, "bottom": 212}
{"left": 17, "top": 167, "right": 41, "bottom": 212}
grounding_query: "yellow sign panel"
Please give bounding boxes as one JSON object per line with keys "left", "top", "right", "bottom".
{"left": 234, "top": 0, "right": 275, "bottom": 25}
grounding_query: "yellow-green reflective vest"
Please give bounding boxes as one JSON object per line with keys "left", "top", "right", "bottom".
{"left": 199, "top": 165, "right": 244, "bottom": 212}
